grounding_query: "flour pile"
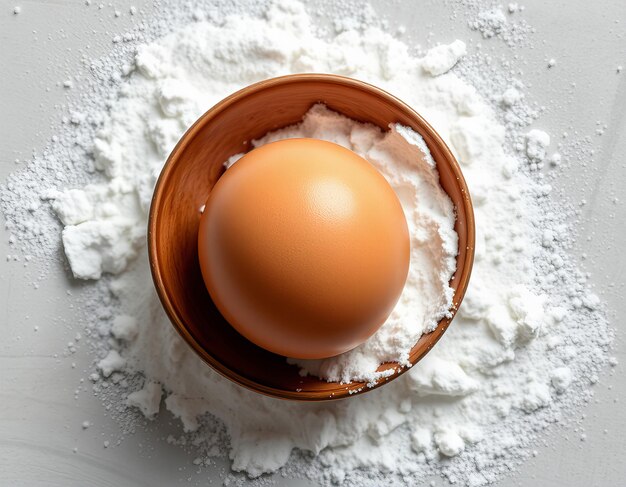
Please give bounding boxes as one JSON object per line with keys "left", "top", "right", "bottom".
{"left": 0, "top": 1, "right": 613, "bottom": 486}
{"left": 233, "top": 104, "right": 457, "bottom": 382}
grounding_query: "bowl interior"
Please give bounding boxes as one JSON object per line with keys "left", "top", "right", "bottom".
{"left": 148, "top": 74, "right": 474, "bottom": 401}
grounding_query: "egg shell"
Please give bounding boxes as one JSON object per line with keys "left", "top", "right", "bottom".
{"left": 198, "top": 138, "right": 410, "bottom": 359}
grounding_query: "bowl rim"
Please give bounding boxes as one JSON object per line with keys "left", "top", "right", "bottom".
{"left": 148, "top": 73, "right": 475, "bottom": 401}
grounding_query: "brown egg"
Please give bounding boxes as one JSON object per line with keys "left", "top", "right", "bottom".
{"left": 197, "top": 138, "right": 410, "bottom": 359}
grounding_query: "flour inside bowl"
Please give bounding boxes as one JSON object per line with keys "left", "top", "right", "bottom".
{"left": 226, "top": 104, "right": 458, "bottom": 382}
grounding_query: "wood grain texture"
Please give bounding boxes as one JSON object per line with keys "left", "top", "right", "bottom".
{"left": 148, "top": 73, "right": 475, "bottom": 401}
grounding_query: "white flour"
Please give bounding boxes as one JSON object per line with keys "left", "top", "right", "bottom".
{"left": 0, "top": 1, "right": 613, "bottom": 486}
{"left": 234, "top": 104, "right": 457, "bottom": 383}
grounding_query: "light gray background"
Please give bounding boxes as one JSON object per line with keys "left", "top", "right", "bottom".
{"left": 1, "top": 0, "right": 625, "bottom": 485}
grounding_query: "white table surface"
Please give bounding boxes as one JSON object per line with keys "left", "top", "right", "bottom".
{"left": 1, "top": 0, "right": 625, "bottom": 485}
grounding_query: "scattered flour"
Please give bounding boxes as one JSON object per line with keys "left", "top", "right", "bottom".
{"left": 421, "top": 40, "right": 467, "bottom": 76}
{"left": 97, "top": 349, "right": 125, "bottom": 378}
{"left": 126, "top": 381, "right": 163, "bottom": 419}
{"left": 0, "top": 1, "right": 613, "bottom": 486}
{"left": 111, "top": 314, "right": 138, "bottom": 342}
{"left": 550, "top": 367, "right": 574, "bottom": 393}
{"left": 526, "top": 128, "right": 551, "bottom": 162}
{"left": 471, "top": 7, "right": 507, "bottom": 39}
{"left": 468, "top": 4, "right": 531, "bottom": 46}
{"left": 500, "top": 86, "right": 523, "bottom": 107}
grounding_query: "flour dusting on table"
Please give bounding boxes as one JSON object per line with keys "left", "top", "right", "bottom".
{"left": 0, "top": 1, "right": 614, "bottom": 486}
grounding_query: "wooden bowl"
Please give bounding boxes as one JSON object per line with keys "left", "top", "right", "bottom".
{"left": 148, "top": 74, "right": 475, "bottom": 401}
